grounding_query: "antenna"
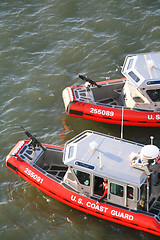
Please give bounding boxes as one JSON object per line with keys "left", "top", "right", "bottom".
{"left": 121, "top": 107, "right": 124, "bottom": 139}
{"left": 99, "top": 152, "right": 102, "bottom": 170}
{"left": 150, "top": 136, "right": 154, "bottom": 145}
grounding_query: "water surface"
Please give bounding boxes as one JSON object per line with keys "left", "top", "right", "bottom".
{"left": 1, "top": 1, "right": 160, "bottom": 239}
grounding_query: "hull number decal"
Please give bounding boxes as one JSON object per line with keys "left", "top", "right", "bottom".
{"left": 90, "top": 108, "right": 114, "bottom": 117}
{"left": 24, "top": 168, "right": 44, "bottom": 184}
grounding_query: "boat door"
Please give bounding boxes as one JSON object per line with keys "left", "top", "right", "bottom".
{"left": 108, "top": 180, "right": 126, "bottom": 207}
{"left": 73, "top": 169, "right": 92, "bottom": 195}
{"left": 126, "top": 185, "right": 137, "bottom": 210}
{"left": 64, "top": 168, "right": 92, "bottom": 195}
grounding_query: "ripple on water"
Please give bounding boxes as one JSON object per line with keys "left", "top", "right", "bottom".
{"left": 1, "top": 1, "right": 160, "bottom": 240}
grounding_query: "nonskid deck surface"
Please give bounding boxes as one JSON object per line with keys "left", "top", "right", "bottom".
{"left": 19, "top": 143, "right": 68, "bottom": 181}
{"left": 36, "top": 147, "right": 67, "bottom": 181}
{"left": 74, "top": 81, "right": 125, "bottom": 106}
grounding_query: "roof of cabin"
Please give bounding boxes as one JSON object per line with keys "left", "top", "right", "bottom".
{"left": 63, "top": 131, "right": 147, "bottom": 187}
{"left": 121, "top": 52, "right": 160, "bottom": 88}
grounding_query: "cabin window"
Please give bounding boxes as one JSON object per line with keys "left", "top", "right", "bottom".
{"left": 68, "top": 146, "right": 74, "bottom": 158}
{"left": 147, "top": 80, "right": 160, "bottom": 85}
{"left": 137, "top": 188, "right": 139, "bottom": 201}
{"left": 110, "top": 183, "right": 124, "bottom": 197}
{"left": 73, "top": 134, "right": 87, "bottom": 143}
{"left": 146, "top": 89, "right": 160, "bottom": 102}
{"left": 93, "top": 176, "right": 104, "bottom": 195}
{"left": 128, "top": 71, "right": 140, "bottom": 83}
{"left": 73, "top": 170, "right": 90, "bottom": 186}
{"left": 127, "top": 58, "right": 134, "bottom": 70}
{"left": 127, "top": 186, "right": 134, "bottom": 200}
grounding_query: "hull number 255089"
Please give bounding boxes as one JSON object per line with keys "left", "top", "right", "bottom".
{"left": 90, "top": 107, "right": 114, "bottom": 117}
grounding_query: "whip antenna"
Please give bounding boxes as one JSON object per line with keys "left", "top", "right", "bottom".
{"left": 121, "top": 107, "right": 124, "bottom": 139}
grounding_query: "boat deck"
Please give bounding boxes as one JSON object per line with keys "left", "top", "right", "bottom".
{"left": 73, "top": 80, "right": 125, "bottom": 106}
{"left": 33, "top": 146, "right": 68, "bottom": 181}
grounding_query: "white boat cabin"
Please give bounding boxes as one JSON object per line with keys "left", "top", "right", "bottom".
{"left": 63, "top": 131, "right": 160, "bottom": 212}
{"left": 121, "top": 52, "right": 160, "bottom": 110}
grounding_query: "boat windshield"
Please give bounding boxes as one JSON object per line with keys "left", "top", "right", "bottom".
{"left": 128, "top": 71, "right": 140, "bottom": 83}
{"left": 146, "top": 89, "right": 160, "bottom": 102}
{"left": 73, "top": 169, "right": 90, "bottom": 186}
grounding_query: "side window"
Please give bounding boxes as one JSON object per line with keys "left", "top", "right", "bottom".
{"left": 127, "top": 186, "right": 134, "bottom": 200}
{"left": 73, "top": 170, "right": 90, "bottom": 186}
{"left": 146, "top": 89, "right": 160, "bottom": 102}
{"left": 110, "top": 183, "right": 124, "bottom": 197}
{"left": 128, "top": 71, "right": 140, "bottom": 82}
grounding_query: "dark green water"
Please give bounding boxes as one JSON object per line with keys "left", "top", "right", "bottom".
{"left": 0, "top": 1, "right": 160, "bottom": 239}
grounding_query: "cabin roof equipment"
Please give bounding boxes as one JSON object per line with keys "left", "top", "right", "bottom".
{"left": 63, "top": 131, "right": 147, "bottom": 187}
